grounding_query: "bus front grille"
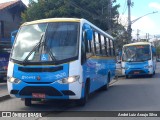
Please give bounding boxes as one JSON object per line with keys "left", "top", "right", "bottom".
{"left": 19, "top": 86, "right": 62, "bottom": 96}
{"left": 18, "top": 66, "right": 63, "bottom": 72}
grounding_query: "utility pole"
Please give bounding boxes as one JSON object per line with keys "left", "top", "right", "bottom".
{"left": 148, "top": 33, "right": 150, "bottom": 42}
{"left": 127, "top": 0, "right": 157, "bottom": 44}
{"left": 127, "top": 0, "right": 132, "bottom": 43}
{"left": 146, "top": 33, "right": 150, "bottom": 42}
{"left": 146, "top": 33, "right": 148, "bottom": 41}
{"left": 136, "top": 29, "right": 140, "bottom": 42}
{"left": 108, "top": 0, "right": 112, "bottom": 34}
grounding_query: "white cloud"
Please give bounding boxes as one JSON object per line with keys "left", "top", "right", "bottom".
{"left": 118, "top": 14, "right": 158, "bottom": 39}
{"left": 149, "top": 2, "right": 160, "bottom": 10}
{"left": 132, "top": 16, "right": 155, "bottom": 32}
{"left": 118, "top": 14, "right": 128, "bottom": 28}
{"left": 131, "top": 16, "right": 158, "bottom": 38}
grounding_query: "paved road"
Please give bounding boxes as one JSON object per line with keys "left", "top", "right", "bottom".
{"left": 0, "top": 63, "right": 160, "bottom": 119}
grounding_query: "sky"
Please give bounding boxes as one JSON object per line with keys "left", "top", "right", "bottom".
{"left": 0, "top": 0, "right": 160, "bottom": 39}
{"left": 117, "top": 0, "right": 160, "bottom": 39}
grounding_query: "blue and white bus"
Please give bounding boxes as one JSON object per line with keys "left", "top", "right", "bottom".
{"left": 121, "top": 42, "right": 156, "bottom": 78}
{"left": 7, "top": 18, "right": 116, "bottom": 106}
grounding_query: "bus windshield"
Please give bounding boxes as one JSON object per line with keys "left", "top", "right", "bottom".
{"left": 11, "top": 22, "right": 79, "bottom": 64}
{"left": 122, "top": 45, "right": 151, "bottom": 62}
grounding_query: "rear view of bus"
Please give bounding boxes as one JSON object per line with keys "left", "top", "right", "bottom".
{"left": 7, "top": 18, "right": 116, "bottom": 106}
{"left": 121, "top": 42, "right": 156, "bottom": 78}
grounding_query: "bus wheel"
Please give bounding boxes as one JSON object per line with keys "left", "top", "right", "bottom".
{"left": 126, "top": 75, "right": 129, "bottom": 79}
{"left": 153, "top": 71, "right": 155, "bottom": 75}
{"left": 25, "top": 98, "right": 32, "bottom": 106}
{"left": 77, "top": 82, "right": 89, "bottom": 106}
{"left": 101, "top": 74, "right": 110, "bottom": 91}
{"left": 149, "top": 74, "right": 153, "bottom": 78}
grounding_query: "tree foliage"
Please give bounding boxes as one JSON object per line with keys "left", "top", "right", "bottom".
{"left": 22, "top": 0, "right": 120, "bottom": 31}
{"left": 21, "top": 0, "right": 128, "bottom": 50}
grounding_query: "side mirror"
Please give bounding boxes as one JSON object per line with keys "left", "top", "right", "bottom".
{"left": 83, "top": 23, "right": 93, "bottom": 41}
{"left": 11, "top": 36, "right": 15, "bottom": 44}
{"left": 11, "top": 30, "right": 18, "bottom": 45}
{"left": 86, "top": 29, "right": 93, "bottom": 41}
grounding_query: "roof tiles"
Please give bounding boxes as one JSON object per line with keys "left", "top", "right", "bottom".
{"left": 0, "top": 0, "right": 20, "bottom": 10}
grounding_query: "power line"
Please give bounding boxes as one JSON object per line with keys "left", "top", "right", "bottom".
{"left": 122, "top": 0, "right": 127, "bottom": 15}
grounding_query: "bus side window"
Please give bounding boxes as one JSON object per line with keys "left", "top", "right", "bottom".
{"left": 110, "top": 40, "right": 114, "bottom": 56}
{"left": 101, "top": 35, "right": 106, "bottom": 56}
{"left": 84, "top": 30, "right": 94, "bottom": 59}
{"left": 95, "top": 32, "right": 100, "bottom": 55}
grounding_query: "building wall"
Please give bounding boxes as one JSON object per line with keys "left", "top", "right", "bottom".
{"left": 0, "top": 9, "right": 22, "bottom": 40}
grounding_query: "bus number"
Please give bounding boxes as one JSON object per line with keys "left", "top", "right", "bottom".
{"left": 55, "top": 72, "right": 67, "bottom": 79}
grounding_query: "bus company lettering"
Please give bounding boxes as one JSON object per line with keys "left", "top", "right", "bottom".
{"left": 22, "top": 76, "right": 36, "bottom": 80}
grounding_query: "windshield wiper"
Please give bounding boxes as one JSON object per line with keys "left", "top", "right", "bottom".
{"left": 23, "top": 34, "right": 44, "bottom": 64}
{"left": 42, "top": 43, "right": 57, "bottom": 61}
{"left": 22, "top": 34, "right": 56, "bottom": 65}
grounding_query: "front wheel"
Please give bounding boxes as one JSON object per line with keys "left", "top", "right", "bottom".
{"left": 126, "top": 75, "right": 129, "bottom": 79}
{"left": 153, "top": 71, "right": 155, "bottom": 75}
{"left": 149, "top": 74, "right": 153, "bottom": 78}
{"left": 25, "top": 98, "right": 32, "bottom": 106}
{"left": 77, "top": 83, "right": 89, "bottom": 106}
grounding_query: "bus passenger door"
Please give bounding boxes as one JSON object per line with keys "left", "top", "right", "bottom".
{"left": 152, "top": 46, "right": 156, "bottom": 73}
{"left": 81, "top": 24, "right": 98, "bottom": 93}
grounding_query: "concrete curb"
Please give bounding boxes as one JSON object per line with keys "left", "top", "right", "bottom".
{"left": 0, "top": 94, "right": 11, "bottom": 102}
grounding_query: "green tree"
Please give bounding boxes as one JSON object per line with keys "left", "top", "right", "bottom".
{"left": 22, "top": 0, "right": 120, "bottom": 31}
{"left": 22, "top": 0, "right": 128, "bottom": 51}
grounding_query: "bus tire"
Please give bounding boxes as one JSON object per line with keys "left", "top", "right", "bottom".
{"left": 126, "top": 75, "right": 129, "bottom": 79}
{"left": 77, "top": 81, "right": 89, "bottom": 106}
{"left": 25, "top": 98, "right": 32, "bottom": 106}
{"left": 101, "top": 74, "right": 110, "bottom": 91}
{"left": 149, "top": 74, "right": 153, "bottom": 78}
{"left": 153, "top": 71, "right": 155, "bottom": 75}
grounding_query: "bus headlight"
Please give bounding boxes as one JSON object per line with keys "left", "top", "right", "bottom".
{"left": 144, "top": 65, "right": 152, "bottom": 69}
{"left": 8, "top": 77, "right": 21, "bottom": 84}
{"left": 122, "top": 67, "right": 129, "bottom": 70}
{"left": 59, "top": 75, "right": 80, "bottom": 84}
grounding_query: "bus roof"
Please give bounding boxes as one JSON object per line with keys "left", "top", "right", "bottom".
{"left": 21, "top": 18, "right": 114, "bottom": 40}
{"left": 22, "top": 18, "right": 81, "bottom": 26}
{"left": 123, "top": 42, "right": 151, "bottom": 47}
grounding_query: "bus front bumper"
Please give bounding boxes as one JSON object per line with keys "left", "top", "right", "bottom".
{"left": 7, "top": 80, "right": 83, "bottom": 100}
{"left": 125, "top": 69, "right": 151, "bottom": 76}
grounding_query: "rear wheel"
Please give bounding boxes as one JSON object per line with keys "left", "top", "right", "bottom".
{"left": 25, "top": 98, "right": 32, "bottom": 106}
{"left": 101, "top": 74, "right": 110, "bottom": 91}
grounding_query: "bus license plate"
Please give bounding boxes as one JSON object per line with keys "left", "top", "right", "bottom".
{"left": 32, "top": 93, "right": 45, "bottom": 98}
{"left": 134, "top": 72, "right": 139, "bottom": 74}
